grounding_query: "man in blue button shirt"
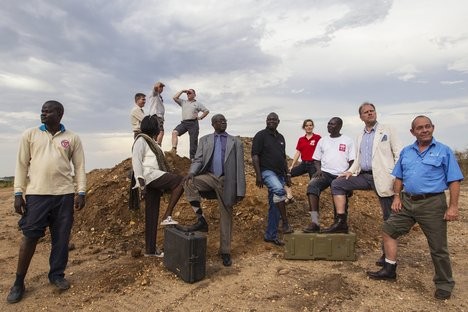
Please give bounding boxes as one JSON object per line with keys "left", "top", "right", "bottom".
{"left": 367, "top": 115, "right": 463, "bottom": 301}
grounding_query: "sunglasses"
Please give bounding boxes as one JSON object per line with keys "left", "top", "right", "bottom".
{"left": 187, "top": 91, "right": 193, "bottom": 94}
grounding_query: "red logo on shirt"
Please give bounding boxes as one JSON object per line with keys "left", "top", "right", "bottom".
{"left": 61, "top": 140, "right": 70, "bottom": 149}
{"left": 339, "top": 144, "right": 346, "bottom": 152}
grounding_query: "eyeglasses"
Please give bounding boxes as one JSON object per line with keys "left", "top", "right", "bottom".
{"left": 187, "top": 91, "right": 193, "bottom": 95}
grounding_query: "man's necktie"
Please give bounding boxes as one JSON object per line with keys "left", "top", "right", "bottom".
{"left": 213, "top": 135, "right": 223, "bottom": 177}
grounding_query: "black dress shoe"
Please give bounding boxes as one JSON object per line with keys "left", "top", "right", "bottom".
{"left": 7, "top": 284, "right": 25, "bottom": 303}
{"left": 367, "top": 262, "right": 397, "bottom": 281}
{"left": 434, "top": 289, "right": 451, "bottom": 300}
{"left": 180, "top": 218, "right": 208, "bottom": 232}
{"left": 263, "top": 238, "right": 285, "bottom": 246}
{"left": 375, "top": 254, "right": 385, "bottom": 267}
{"left": 303, "top": 223, "right": 320, "bottom": 233}
{"left": 51, "top": 277, "right": 70, "bottom": 290}
{"left": 221, "top": 253, "right": 232, "bottom": 267}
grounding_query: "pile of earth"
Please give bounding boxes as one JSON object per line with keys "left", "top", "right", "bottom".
{"left": 73, "top": 137, "right": 386, "bottom": 259}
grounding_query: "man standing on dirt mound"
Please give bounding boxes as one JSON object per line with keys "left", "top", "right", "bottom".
{"left": 147, "top": 81, "right": 166, "bottom": 145}
{"left": 7, "top": 100, "right": 86, "bottom": 304}
{"left": 252, "top": 112, "right": 293, "bottom": 247}
{"left": 367, "top": 115, "right": 463, "bottom": 300}
{"left": 171, "top": 88, "right": 209, "bottom": 160}
{"left": 181, "top": 114, "right": 246, "bottom": 267}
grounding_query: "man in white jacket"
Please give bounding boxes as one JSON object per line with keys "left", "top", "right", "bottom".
{"left": 323, "top": 102, "right": 401, "bottom": 266}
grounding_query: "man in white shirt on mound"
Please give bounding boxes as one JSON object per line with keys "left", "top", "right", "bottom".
{"left": 303, "top": 117, "right": 355, "bottom": 233}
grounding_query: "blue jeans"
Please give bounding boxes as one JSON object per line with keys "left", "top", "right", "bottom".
{"left": 261, "top": 170, "right": 286, "bottom": 240}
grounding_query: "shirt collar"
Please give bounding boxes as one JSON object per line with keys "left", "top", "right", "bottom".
{"left": 411, "top": 138, "right": 436, "bottom": 151}
{"left": 363, "top": 122, "right": 378, "bottom": 134}
{"left": 39, "top": 124, "right": 66, "bottom": 132}
{"left": 215, "top": 132, "right": 228, "bottom": 137}
{"left": 265, "top": 127, "right": 278, "bottom": 135}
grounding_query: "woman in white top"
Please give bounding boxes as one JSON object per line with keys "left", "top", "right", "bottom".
{"left": 132, "top": 115, "right": 184, "bottom": 257}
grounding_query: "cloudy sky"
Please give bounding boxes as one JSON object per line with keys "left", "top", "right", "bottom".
{"left": 1, "top": 0, "right": 467, "bottom": 176}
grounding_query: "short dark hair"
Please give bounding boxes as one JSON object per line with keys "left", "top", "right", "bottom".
{"left": 135, "top": 93, "right": 146, "bottom": 102}
{"left": 44, "top": 100, "right": 64, "bottom": 116}
{"left": 140, "top": 115, "right": 160, "bottom": 137}
{"left": 211, "top": 113, "right": 226, "bottom": 124}
{"left": 331, "top": 117, "right": 343, "bottom": 127}
{"left": 358, "top": 102, "right": 375, "bottom": 115}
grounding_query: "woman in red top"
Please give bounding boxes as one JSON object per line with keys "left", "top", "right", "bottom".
{"left": 285, "top": 119, "right": 321, "bottom": 202}
{"left": 289, "top": 119, "right": 321, "bottom": 176}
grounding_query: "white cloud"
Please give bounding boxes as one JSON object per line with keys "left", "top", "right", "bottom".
{"left": 1, "top": 0, "right": 468, "bottom": 175}
{"left": 448, "top": 57, "right": 468, "bottom": 73}
{"left": 0, "top": 72, "right": 54, "bottom": 92}
{"left": 440, "top": 80, "right": 464, "bottom": 85}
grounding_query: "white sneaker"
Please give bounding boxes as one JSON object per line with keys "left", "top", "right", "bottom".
{"left": 144, "top": 247, "right": 164, "bottom": 258}
{"left": 160, "top": 216, "right": 179, "bottom": 226}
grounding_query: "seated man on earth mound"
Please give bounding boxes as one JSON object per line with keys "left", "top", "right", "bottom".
{"left": 303, "top": 117, "right": 355, "bottom": 233}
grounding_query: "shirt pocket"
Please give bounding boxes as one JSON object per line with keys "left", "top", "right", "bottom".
{"left": 421, "top": 155, "right": 443, "bottom": 168}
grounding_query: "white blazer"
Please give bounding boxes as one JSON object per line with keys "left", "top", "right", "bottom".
{"left": 347, "top": 123, "right": 402, "bottom": 197}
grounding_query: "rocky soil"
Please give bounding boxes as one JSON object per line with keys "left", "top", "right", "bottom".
{"left": 0, "top": 137, "right": 466, "bottom": 311}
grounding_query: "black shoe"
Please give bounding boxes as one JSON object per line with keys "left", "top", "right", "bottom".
{"left": 321, "top": 218, "right": 348, "bottom": 234}
{"left": 7, "top": 284, "right": 25, "bottom": 304}
{"left": 50, "top": 277, "right": 70, "bottom": 290}
{"left": 434, "top": 289, "right": 451, "bottom": 300}
{"left": 263, "top": 238, "right": 285, "bottom": 246}
{"left": 375, "top": 254, "right": 385, "bottom": 267}
{"left": 367, "top": 262, "right": 397, "bottom": 281}
{"left": 221, "top": 253, "right": 232, "bottom": 267}
{"left": 282, "top": 224, "right": 294, "bottom": 234}
{"left": 181, "top": 218, "right": 208, "bottom": 232}
{"left": 303, "top": 223, "right": 320, "bottom": 233}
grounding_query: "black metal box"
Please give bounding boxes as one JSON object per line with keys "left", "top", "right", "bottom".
{"left": 163, "top": 226, "right": 207, "bottom": 283}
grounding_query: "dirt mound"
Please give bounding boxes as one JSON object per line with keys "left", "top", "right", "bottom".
{"left": 74, "top": 137, "right": 384, "bottom": 257}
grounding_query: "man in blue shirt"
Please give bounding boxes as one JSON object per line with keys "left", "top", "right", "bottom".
{"left": 367, "top": 115, "right": 463, "bottom": 301}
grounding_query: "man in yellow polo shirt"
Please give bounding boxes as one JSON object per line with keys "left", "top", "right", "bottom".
{"left": 7, "top": 100, "right": 86, "bottom": 304}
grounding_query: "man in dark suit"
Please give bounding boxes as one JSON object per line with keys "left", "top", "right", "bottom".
{"left": 182, "top": 114, "right": 246, "bottom": 266}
